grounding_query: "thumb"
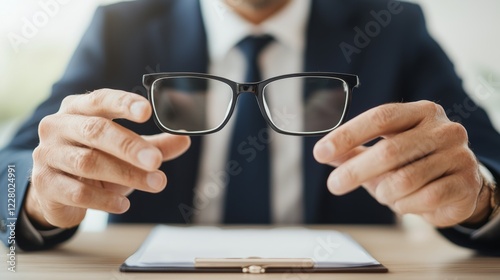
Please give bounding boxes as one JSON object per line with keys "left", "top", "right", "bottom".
{"left": 142, "top": 134, "right": 191, "bottom": 161}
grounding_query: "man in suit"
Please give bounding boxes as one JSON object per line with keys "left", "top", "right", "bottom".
{"left": 1, "top": 0, "right": 500, "bottom": 252}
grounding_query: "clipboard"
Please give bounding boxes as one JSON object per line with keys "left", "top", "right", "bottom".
{"left": 120, "top": 258, "right": 387, "bottom": 273}
{"left": 120, "top": 225, "right": 388, "bottom": 274}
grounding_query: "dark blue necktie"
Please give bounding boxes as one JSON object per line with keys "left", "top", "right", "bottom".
{"left": 224, "top": 35, "right": 274, "bottom": 224}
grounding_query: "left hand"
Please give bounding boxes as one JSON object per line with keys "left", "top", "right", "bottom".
{"left": 313, "top": 101, "right": 491, "bottom": 227}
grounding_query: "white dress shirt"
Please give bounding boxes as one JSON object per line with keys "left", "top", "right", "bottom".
{"left": 193, "top": 0, "right": 312, "bottom": 224}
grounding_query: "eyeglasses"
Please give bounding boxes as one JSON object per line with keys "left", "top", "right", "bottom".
{"left": 142, "top": 72, "right": 359, "bottom": 136}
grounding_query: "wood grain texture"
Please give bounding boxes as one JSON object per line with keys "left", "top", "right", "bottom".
{"left": 2, "top": 224, "right": 499, "bottom": 279}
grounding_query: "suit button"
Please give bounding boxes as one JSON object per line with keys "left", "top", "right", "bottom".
{"left": 0, "top": 219, "right": 6, "bottom": 233}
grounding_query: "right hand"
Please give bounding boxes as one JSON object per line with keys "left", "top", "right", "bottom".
{"left": 26, "top": 89, "right": 191, "bottom": 229}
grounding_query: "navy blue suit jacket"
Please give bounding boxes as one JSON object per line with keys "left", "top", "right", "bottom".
{"left": 2, "top": 0, "right": 500, "bottom": 252}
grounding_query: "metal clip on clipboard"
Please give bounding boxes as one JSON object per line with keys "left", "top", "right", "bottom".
{"left": 195, "top": 257, "right": 315, "bottom": 274}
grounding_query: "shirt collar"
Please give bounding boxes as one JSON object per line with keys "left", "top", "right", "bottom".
{"left": 200, "top": 0, "right": 312, "bottom": 62}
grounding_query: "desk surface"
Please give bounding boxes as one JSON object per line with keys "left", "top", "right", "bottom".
{"left": 2, "top": 224, "right": 499, "bottom": 279}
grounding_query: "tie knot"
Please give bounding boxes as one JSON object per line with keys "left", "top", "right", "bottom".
{"left": 237, "top": 35, "right": 274, "bottom": 54}
{"left": 237, "top": 35, "right": 274, "bottom": 82}
{"left": 238, "top": 35, "right": 274, "bottom": 60}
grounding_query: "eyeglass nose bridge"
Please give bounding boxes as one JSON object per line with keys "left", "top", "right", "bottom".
{"left": 236, "top": 83, "right": 259, "bottom": 96}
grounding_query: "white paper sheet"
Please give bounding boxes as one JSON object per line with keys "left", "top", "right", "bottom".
{"left": 124, "top": 225, "right": 380, "bottom": 268}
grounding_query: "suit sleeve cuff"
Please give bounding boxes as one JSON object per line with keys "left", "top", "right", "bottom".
{"left": 16, "top": 209, "right": 78, "bottom": 251}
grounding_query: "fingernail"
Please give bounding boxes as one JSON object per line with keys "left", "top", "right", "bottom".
{"left": 147, "top": 171, "right": 165, "bottom": 191}
{"left": 131, "top": 102, "right": 148, "bottom": 118}
{"left": 314, "top": 141, "right": 335, "bottom": 163}
{"left": 138, "top": 149, "right": 160, "bottom": 169}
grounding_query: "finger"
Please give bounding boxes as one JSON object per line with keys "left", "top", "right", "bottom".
{"left": 375, "top": 151, "right": 454, "bottom": 205}
{"left": 46, "top": 145, "right": 167, "bottom": 193}
{"left": 326, "top": 127, "right": 437, "bottom": 195}
{"left": 40, "top": 202, "right": 87, "bottom": 229}
{"left": 59, "top": 89, "right": 152, "bottom": 123}
{"left": 392, "top": 175, "right": 466, "bottom": 215}
{"left": 41, "top": 114, "right": 163, "bottom": 171}
{"left": 320, "top": 145, "right": 384, "bottom": 196}
{"left": 324, "top": 146, "right": 367, "bottom": 167}
{"left": 81, "top": 178, "right": 134, "bottom": 197}
{"left": 314, "top": 101, "right": 444, "bottom": 163}
{"left": 38, "top": 172, "right": 130, "bottom": 217}
{"left": 102, "top": 182, "right": 135, "bottom": 196}
{"left": 143, "top": 134, "right": 191, "bottom": 161}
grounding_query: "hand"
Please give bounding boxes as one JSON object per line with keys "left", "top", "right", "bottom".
{"left": 26, "top": 89, "right": 191, "bottom": 229}
{"left": 313, "top": 101, "right": 492, "bottom": 227}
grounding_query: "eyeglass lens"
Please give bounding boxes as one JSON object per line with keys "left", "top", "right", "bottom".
{"left": 151, "top": 76, "right": 348, "bottom": 135}
{"left": 151, "top": 77, "right": 233, "bottom": 133}
{"left": 263, "top": 77, "right": 348, "bottom": 134}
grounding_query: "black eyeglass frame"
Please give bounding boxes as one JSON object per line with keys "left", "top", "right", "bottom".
{"left": 143, "top": 72, "right": 359, "bottom": 136}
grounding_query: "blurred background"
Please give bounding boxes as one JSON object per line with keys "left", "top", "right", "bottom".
{"left": 1, "top": 0, "right": 499, "bottom": 230}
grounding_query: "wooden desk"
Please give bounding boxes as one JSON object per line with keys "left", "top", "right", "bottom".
{"left": 2, "top": 224, "right": 499, "bottom": 279}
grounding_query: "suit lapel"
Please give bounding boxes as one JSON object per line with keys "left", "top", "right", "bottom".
{"left": 151, "top": 0, "right": 209, "bottom": 73}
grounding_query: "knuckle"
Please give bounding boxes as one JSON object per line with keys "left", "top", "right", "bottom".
{"left": 339, "top": 166, "right": 358, "bottom": 186}
{"left": 60, "top": 95, "right": 78, "bottom": 111}
{"left": 434, "top": 122, "right": 468, "bottom": 146}
{"left": 32, "top": 146, "right": 44, "bottom": 162}
{"left": 371, "top": 104, "right": 396, "bottom": 129}
{"left": 433, "top": 126, "right": 448, "bottom": 142}
{"left": 81, "top": 117, "right": 108, "bottom": 142}
{"left": 104, "top": 197, "right": 125, "bottom": 214}
{"left": 30, "top": 168, "right": 43, "bottom": 187}
{"left": 73, "top": 149, "right": 98, "bottom": 174}
{"left": 32, "top": 148, "right": 52, "bottom": 178}
{"left": 38, "top": 116, "right": 55, "bottom": 140}
{"left": 31, "top": 167, "right": 52, "bottom": 190}
{"left": 70, "top": 183, "right": 91, "bottom": 206}
{"left": 378, "top": 139, "right": 400, "bottom": 162}
{"left": 88, "top": 89, "right": 107, "bottom": 108}
{"left": 415, "top": 137, "right": 436, "bottom": 156}
{"left": 118, "top": 136, "right": 139, "bottom": 157}
{"left": 448, "top": 122, "right": 468, "bottom": 142}
{"left": 436, "top": 107, "right": 447, "bottom": 119}
{"left": 394, "top": 168, "right": 415, "bottom": 192}
{"left": 434, "top": 103, "right": 446, "bottom": 116}
{"left": 115, "top": 92, "right": 134, "bottom": 112}
{"left": 420, "top": 100, "right": 444, "bottom": 116}
{"left": 458, "top": 149, "right": 476, "bottom": 167}
{"left": 333, "top": 128, "right": 355, "bottom": 149}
